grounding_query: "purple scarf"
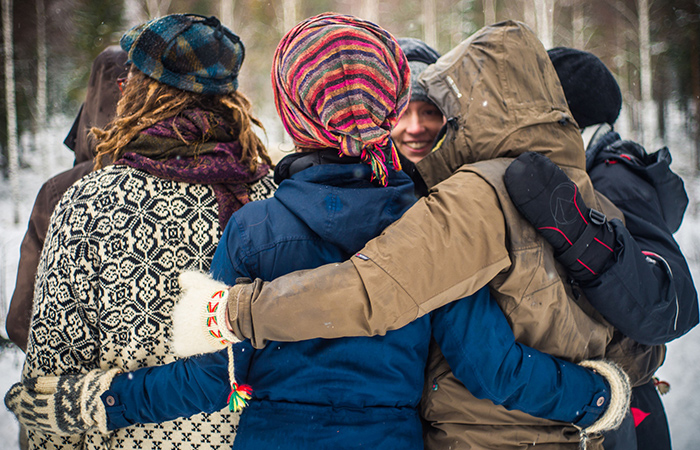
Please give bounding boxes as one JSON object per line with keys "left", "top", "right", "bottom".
{"left": 116, "top": 109, "right": 269, "bottom": 228}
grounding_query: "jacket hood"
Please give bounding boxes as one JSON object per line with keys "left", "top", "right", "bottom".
{"left": 274, "top": 163, "right": 415, "bottom": 254}
{"left": 64, "top": 46, "right": 128, "bottom": 164}
{"left": 415, "top": 21, "right": 585, "bottom": 188}
{"left": 588, "top": 130, "right": 689, "bottom": 233}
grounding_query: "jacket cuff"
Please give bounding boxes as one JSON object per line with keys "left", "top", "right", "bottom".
{"left": 101, "top": 390, "right": 129, "bottom": 430}
{"left": 572, "top": 384, "right": 610, "bottom": 428}
{"left": 228, "top": 278, "right": 264, "bottom": 345}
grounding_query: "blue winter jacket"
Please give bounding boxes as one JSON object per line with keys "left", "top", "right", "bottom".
{"left": 103, "top": 162, "right": 610, "bottom": 449}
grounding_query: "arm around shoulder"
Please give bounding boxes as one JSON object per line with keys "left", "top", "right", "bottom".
{"left": 227, "top": 176, "right": 511, "bottom": 347}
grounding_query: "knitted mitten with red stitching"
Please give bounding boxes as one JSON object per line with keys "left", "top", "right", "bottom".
{"left": 505, "top": 152, "right": 616, "bottom": 283}
{"left": 171, "top": 271, "right": 241, "bottom": 357}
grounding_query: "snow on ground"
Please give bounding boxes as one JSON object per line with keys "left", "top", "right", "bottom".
{"left": 0, "top": 122, "right": 699, "bottom": 448}
{"left": 656, "top": 183, "right": 700, "bottom": 449}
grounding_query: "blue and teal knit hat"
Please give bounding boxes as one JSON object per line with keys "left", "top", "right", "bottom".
{"left": 120, "top": 14, "right": 245, "bottom": 95}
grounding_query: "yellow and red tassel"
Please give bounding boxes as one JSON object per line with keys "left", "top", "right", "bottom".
{"left": 388, "top": 139, "right": 402, "bottom": 173}
{"left": 228, "top": 382, "right": 253, "bottom": 413}
{"left": 361, "top": 143, "right": 389, "bottom": 187}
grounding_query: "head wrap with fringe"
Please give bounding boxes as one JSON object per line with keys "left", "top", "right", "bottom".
{"left": 272, "top": 13, "right": 410, "bottom": 186}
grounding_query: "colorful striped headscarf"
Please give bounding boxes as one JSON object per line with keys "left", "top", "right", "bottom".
{"left": 272, "top": 13, "right": 410, "bottom": 186}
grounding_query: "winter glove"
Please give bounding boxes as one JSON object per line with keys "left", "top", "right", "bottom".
{"left": 505, "top": 152, "right": 616, "bottom": 282}
{"left": 4, "top": 368, "right": 121, "bottom": 435}
{"left": 577, "top": 360, "right": 631, "bottom": 448}
{"left": 171, "top": 271, "right": 242, "bottom": 357}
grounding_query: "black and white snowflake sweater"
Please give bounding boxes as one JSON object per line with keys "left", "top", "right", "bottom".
{"left": 21, "top": 164, "right": 276, "bottom": 450}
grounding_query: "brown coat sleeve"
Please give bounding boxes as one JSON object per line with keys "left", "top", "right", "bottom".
{"left": 7, "top": 182, "right": 54, "bottom": 351}
{"left": 7, "top": 162, "right": 93, "bottom": 351}
{"left": 236, "top": 172, "right": 512, "bottom": 348}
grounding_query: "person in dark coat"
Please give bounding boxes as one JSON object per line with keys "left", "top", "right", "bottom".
{"left": 539, "top": 47, "right": 699, "bottom": 450}
{"left": 548, "top": 47, "right": 697, "bottom": 346}
{"left": 6, "top": 46, "right": 128, "bottom": 351}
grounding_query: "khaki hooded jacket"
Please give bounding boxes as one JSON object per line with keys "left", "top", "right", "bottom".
{"left": 229, "top": 21, "right": 663, "bottom": 449}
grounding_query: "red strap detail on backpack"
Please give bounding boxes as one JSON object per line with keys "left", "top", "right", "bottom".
{"left": 631, "top": 407, "right": 650, "bottom": 427}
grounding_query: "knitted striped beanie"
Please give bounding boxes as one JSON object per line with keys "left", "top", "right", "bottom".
{"left": 120, "top": 14, "right": 245, "bottom": 95}
{"left": 272, "top": 13, "right": 410, "bottom": 186}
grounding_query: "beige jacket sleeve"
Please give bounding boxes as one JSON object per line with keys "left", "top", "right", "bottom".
{"left": 230, "top": 172, "right": 512, "bottom": 348}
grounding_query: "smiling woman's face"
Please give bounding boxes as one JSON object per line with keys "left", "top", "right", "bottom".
{"left": 391, "top": 100, "right": 446, "bottom": 163}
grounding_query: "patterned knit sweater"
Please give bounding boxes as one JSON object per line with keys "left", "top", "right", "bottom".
{"left": 22, "top": 164, "right": 275, "bottom": 450}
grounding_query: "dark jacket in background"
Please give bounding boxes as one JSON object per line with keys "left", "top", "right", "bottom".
{"left": 584, "top": 129, "right": 698, "bottom": 345}
{"left": 63, "top": 46, "right": 128, "bottom": 165}
{"left": 6, "top": 46, "right": 128, "bottom": 350}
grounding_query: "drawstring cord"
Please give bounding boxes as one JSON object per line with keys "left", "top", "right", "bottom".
{"left": 227, "top": 345, "right": 252, "bottom": 413}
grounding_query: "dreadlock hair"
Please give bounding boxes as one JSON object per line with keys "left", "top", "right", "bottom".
{"left": 92, "top": 68, "right": 271, "bottom": 172}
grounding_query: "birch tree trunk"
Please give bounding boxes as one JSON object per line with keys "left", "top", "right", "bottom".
{"left": 3, "top": 0, "right": 20, "bottom": 225}
{"left": 423, "top": 0, "right": 437, "bottom": 49}
{"left": 571, "top": 0, "right": 585, "bottom": 49}
{"left": 534, "top": 0, "right": 554, "bottom": 49}
{"left": 36, "top": 0, "right": 49, "bottom": 178}
{"left": 638, "top": 0, "right": 655, "bottom": 148}
{"left": 219, "top": 0, "right": 235, "bottom": 30}
{"left": 281, "top": 0, "right": 298, "bottom": 35}
{"left": 145, "top": 0, "right": 171, "bottom": 19}
{"left": 123, "top": 0, "right": 146, "bottom": 28}
{"left": 522, "top": 1, "right": 536, "bottom": 35}
{"left": 483, "top": 0, "right": 496, "bottom": 26}
{"left": 359, "top": 0, "right": 378, "bottom": 23}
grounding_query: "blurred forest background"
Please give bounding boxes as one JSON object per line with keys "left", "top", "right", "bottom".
{"left": 0, "top": 0, "right": 699, "bottom": 221}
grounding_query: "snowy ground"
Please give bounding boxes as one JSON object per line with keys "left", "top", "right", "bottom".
{"left": 0, "top": 121, "right": 699, "bottom": 449}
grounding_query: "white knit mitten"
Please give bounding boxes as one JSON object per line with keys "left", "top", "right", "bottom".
{"left": 171, "top": 271, "right": 241, "bottom": 357}
{"left": 577, "top": 360, "right": 631, "bottom": 448}
{"left": 5, "top": 368, "right": 121, "bottom": 435}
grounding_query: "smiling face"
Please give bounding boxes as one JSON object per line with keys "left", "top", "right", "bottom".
{"left": 390, "top": 100, "right": 445, "bottom": 163}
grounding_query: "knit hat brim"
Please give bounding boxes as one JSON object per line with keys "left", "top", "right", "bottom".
{"left": 398, "top": 38, "right": 441, "bottom": 106}
{"left": 408, "top": 60, "right": 433, "bottom": 104}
